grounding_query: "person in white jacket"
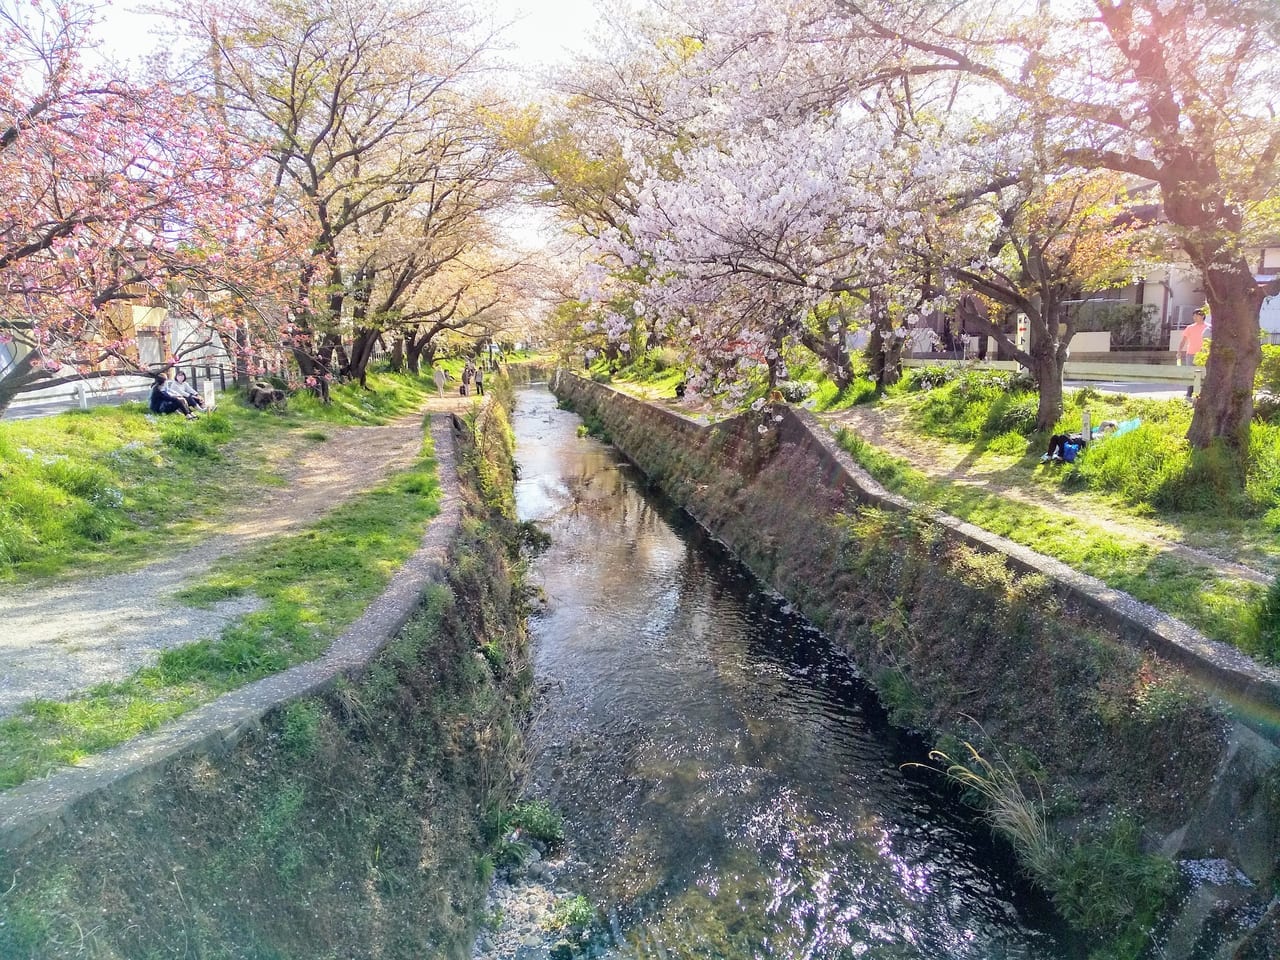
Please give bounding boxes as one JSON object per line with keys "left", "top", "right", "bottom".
{"left": 168, "top": 371, "right": 207, "bottom": 410}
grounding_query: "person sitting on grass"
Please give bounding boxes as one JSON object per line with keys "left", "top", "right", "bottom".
{"left": 168, "top": 371, "right": 208, "bottom": 411}
{"left": 149, "top": 373, "right": 198, "bottom": 419}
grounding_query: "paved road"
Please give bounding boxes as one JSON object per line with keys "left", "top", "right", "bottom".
{"left": 1064, "top": 379, "right": 1193, "bottom": 402}
{"left": 2, "top": 384, "right": 154, "bottom": 420}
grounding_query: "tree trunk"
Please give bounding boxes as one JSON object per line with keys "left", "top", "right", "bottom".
{"left": 292, "top": 345, "right": 330, "bottom": 402}
{"left": 0, "top": 350, "right": 45, "bottom": 416}
{"left": 388, "top": 337, "right": 404, "bottom": 374}
{"left": 1030, "top": 345, "right": 1065, "bottom": 431}
{"left": 800, "top": 316, "right": 854, "bottom": 389}
{"left": 1164, "top": 185, "right": 1262, "bottom": 451}
{"left": 348, "top": 328, "right": 379, "bottom": 387}
{"left": 864, "top": 292, "right": 901, "bottom": 391}
{"left": 233, "top": 322, "right": 251, "bottom": 387}
{"left": 1186, "top": 265, "right": 1262, "bottom": 451}
{"left": 406, "top": 334, "right": 427, "bottom": 374}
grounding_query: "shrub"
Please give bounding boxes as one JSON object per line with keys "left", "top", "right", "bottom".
{"left": 68, "top": 503, "right": 118, "bottom": 543}
{"left": 1150, "top": 440, "right": 1247, "bottom": 513}
{"left": 503, "top": 799, "right": 565, "bottom": 847}
{"left": 906, "top": 364, "right": 960, "bottom": 391}
{"left": 651, "top": 347, "right": 682, "bottom": 372}
{"left": 989, "top": 392, "right": 1039, "bottom": 434}
{"left": 911, "top": 372, "right": 1039, "bottom": 443}
{"left": 544, "top": 895, "right": 594, "bottom": 934}
{"left": 1257, "top": 344, "right": 1280, "bottom": 396}
{"left": 1248, "top": 577, "right": 1280, "bottom": 663}
{"left": 1065, "top": 425, "right": 1188, "bottom": 506}
{"left": 1247, "top": 422, "right": 1280, "bottom": 506}
{"left": 280, "top": 701, "right": 322, "bottom": 758}
{"left": 923, "top": 741, "right": 1057, "bottom": 879}
{"left": 43, "top": 459, "right": 112, "bottom": 500}
{"left": 1050, "top": 819, "right": 1178, "bottom": 950}
{"left": 1255, "top": 394, "right": 1280, "bottom": 424}
{"left": 776, "top": 379, "right": 815, "bottom": 403}
{"left": 161, "top": 427, "right": 218, "bottom": 458}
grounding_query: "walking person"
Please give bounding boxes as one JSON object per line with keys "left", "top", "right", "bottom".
{"left": 461, "top": 361, "right": 474, "bottom": 396}
{"left": 433, "top": 364, "right": 446, "bottom": 398}
{"left": 1179, "top": 309, "right": 1209, "bottom": 398}
{"left": 474, "top": 364, "right": 484, "bottom": 396}
{"left": 1179, "top": 309, "right": 1208, "bottom": 366}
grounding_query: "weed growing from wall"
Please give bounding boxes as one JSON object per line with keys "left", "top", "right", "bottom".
{"left": 915, "top": 739, "right": 1058, "bottom": 879}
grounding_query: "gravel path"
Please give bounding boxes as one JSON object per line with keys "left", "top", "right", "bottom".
{"left": 821, "top": 403, "right": 1274, "bottom": 585}
{"left": 0, "top": 401, "right": 466, "bottom": 717}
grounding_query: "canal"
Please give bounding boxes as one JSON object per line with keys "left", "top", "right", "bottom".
{"left": 512, "top": 384, "right": 1074, "bottom": 959}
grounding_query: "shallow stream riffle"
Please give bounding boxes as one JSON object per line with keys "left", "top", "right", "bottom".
{"left": 500, "top": 384, "right": 1078, "bottom": 959}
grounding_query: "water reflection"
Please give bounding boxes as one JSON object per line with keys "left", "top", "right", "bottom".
{"left": 513, "top": 386, "right": 1072, "bottom": 959}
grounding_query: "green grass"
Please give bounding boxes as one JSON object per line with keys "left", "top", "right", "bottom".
{"left": 0, "top": 435, "right": 442, "bottom": 789}
{"left": 597, "top": 353, "right": 686, "bottom": 398}
{"left": 901, "top": 372, "right": 1280, "bottom": 517}
{"left": 1049, "top": 819, "right": 1178, "bottom": 960}
{"left": 282, "top": 371, "right": 436, "bottom": 425}
{"left": 501, "top": 799, "right": 565, "bottom": 846}
{"left": 835, "top": 427, "right": 1270, "bottom": 659}
{"left": 0, "top": 373, "right": 436, "bottom": 582}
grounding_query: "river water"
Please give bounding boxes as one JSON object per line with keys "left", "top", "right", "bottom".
{"left": 512, "top": 385, "right": 1074, "bottom": 959}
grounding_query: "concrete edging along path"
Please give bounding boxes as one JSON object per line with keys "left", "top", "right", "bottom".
{"left": 794, "top": 409, "right": 1280, "bottom": 716}
{"left": 0, "top": 412, "right": 466, "bottom": 852}
{"left": 558, "top": 373, "right": 1280, "bottom": 734}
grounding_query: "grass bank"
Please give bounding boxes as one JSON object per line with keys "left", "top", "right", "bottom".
{"left": 834, "top": 427, "right": 1268, "bottom": 658}
{"left": 0, "top": 430, "right": 441, "bottom": 789}
{"left": 0, "top": 372, "right": 437, "bottom": 582}
{"left": 0, "top": 396, "right": 534, "bottom": 958}
{"left": 585, "top": 350, "right": 1280, "bottom": 663}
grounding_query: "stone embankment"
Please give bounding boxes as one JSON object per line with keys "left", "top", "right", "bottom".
{"left": 553, "top": 371, "right": 1280, "bottom": 960}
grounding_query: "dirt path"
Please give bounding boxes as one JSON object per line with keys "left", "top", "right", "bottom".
{"left": 0, "top": 398, "right": 472, "bottom": 717}
{"left": 820, "top": 403, "right": 1273, "bottom": 585}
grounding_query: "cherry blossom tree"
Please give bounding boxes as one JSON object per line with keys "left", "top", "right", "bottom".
{"left": 947, "top": 167, "right": 1146, "bottom": 429}
{"left": 0, "top": 0, "right": 278, "bottom": 413}
{"left": 596, "top": 109, "right": 950, "bottom": 401}
{"left": 565, "top": 2, "right": 977, "bottom": 402}
{"left": 840, "top": 0, "right": 1280, "bottom": 449}
{"left": 182, "top": 0, "right": 509, "bottom": 396}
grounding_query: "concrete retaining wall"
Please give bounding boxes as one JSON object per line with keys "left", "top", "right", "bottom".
{"left": 555, "top": 372, "right": 1280, "bottom": 725}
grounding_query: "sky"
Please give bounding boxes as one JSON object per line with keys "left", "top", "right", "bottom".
{"left": 91, "top": 0, "right": 605, "bottom": 71}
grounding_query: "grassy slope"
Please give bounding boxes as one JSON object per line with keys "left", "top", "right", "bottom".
{"left": 835, "top": 427, "right": 1265, "bottom": 656}
{"left": 0, "top": 373, "right": 443, "bottom": 788}
{"left": 0, "top": 372, "right": 436, "bottom": 582}
{"left": 587, "top": 354, "right": 1280, "bottom": 663}
{"left": 0, "top": 424, "right": 532, "bottom": 959}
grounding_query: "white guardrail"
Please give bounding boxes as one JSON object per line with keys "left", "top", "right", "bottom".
{"left": 903, "top": 357, "right": 1202, "bottom": 388}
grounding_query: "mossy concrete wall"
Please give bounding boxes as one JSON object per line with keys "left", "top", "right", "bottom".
{"left": 553, "top": 373, "right": 1280, "bottom": 892}
{"left": 0, "top": 403, "right": 530, "bottom": 959}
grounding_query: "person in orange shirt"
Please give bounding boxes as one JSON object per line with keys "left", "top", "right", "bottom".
{"left": 1178, "top": 309, "right": 1208, "bottom": 366}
